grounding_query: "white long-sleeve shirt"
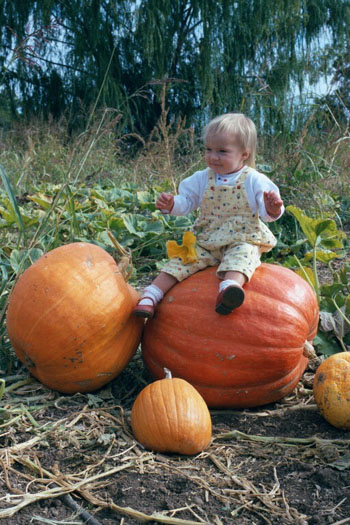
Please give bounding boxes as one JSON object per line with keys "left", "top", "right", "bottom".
{"left": 171, "top": 167, "right": 284, "bottom": 222}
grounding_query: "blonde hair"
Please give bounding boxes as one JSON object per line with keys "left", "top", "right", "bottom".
{"left": 203, "top": 113, "right": 257, "bottom": 168}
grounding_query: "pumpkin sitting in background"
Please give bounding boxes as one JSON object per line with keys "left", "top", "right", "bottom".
{"left": 313, "top": 352, "right": 350, "bottom": 430}
{"left": 131, "top": 368, "right": 212, "bottom": 455}
{"left": 6, "top": 242, "right": 143, "bottom": 394}
{"left": 142, "top": 263, "right": 319, "bottom": 408}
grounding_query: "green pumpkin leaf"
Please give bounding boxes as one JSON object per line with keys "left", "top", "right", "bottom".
{"left": 121, "top": 213, "right": 146, "bottom": 238}
{"left": 0, "top": 205, "right": 16, "bottom": 225}
{"left": 286, "top": 206, "right": 345, "bottom": 250}
{"left": 286, "top": 205, "right": 321, "bottom": 245}
{"left": 9, "top": 250, "right": 24, "bottom": 273}
{"left": 303, "top": 250, "right": 340, "bottom": 264}
{"left": 10, "top": 248, "right": 44, "bottom": 273}
{"left": 294, "top": 266, "right": 316, "bottom": 288}
{"left": 313, "top": 331, "right": 342, "bottom": 356}
{"left": 27, "top": 248, "right": 44, "bottom": 264}
{"left": 92, "top": 196, "right": 111, "bottom": 210}
{"left": 320, "top": 283, "right": 344, "bottom": 298}
{"left": 143, "top": 220, "right": 164, "bottom": 235}
{"left": 99, "top": 207, "right": 115, "bottom": 218}
{"left": 282, "top": 255, "right": 299, "bottom": 268}
{"left": 334, "top": 295, "right": 345, "bottom": 309}
{"left": 320, "top": 297, "right": 337, "bottom": 313}
{"left": 173, "top": 215, "right": 194, "bottom": 229}
{"left": 319, "top": 236, "right": 345, "bottom": 250}
{"left": 137, "top": 190, "right": 155, "bottom": 209}
{"left": 108, "top": 216, "right": 125, "bottom": 232}
{"left": 314, "top": 219, "right": 334, "bottom": 236}
{"left": 27, "top": 193, "right": 53, "bottom": 210}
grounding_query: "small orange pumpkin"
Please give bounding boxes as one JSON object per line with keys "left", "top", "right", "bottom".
{"left": 6, "top": 242, "right": 143, "bottom": 393}
{"left": 313, "top": 352, "right": 350, "bottom": 430}
{"left": 131, "top": 368, "right": 212, "bottom": 455}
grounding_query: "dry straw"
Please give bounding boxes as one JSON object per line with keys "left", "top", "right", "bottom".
{"left": 0, "top": 354, "right": 349, "bottom": 523}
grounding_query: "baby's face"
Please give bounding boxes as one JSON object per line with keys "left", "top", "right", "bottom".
{"left": 205, "top": 133, "right": 248, "bottom": 175}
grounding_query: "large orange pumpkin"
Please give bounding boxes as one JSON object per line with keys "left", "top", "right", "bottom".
{"left": 142, "top": 264, "right": 319, "bottom": 408}
{"left": 6, "top": 242, "right": 143, "bottom": 393}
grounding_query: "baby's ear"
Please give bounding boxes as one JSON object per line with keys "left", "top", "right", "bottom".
{"left": 242, "top": 150, "right": 249, "bottom": 161}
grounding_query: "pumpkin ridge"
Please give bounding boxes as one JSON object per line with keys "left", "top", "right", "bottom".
{"left": 244, "top": 292, "right": 316, "bottom": 330}
{"left": 169, "top": 379, "right": 182, "bottom": 450}
{"left": 153, "top": 381, "right": 172, "bottom": 449}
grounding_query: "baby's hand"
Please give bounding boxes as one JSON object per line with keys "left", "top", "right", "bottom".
{"left": 156, "top": 192, "right": 174, "bottom": 213}
{"left": 264, "top": 190, "right": 283, "bottom": 218}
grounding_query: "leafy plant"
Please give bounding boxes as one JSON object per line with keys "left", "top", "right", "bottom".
{"left": 283, "top": 205, "right": 349, "bottom": 355}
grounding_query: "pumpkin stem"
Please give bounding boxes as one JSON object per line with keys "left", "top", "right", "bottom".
{"left": 107, "top": 230, "right": 133, "bottom": 282}
{"left": 303, "top": 340, "right": 316, "bottom": 358}
{"left": 164, "top": 368, "right": 172, "bottom": 379}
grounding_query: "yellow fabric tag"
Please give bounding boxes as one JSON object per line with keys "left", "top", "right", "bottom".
{"left": 166, "top": 231, "right": 198, "bottom": 265}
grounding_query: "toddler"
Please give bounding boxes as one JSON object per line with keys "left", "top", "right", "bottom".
{"left": 133, "top": 113, "right": 284, "bottom": 318}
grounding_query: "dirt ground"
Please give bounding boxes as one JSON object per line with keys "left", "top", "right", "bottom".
{"left": 1, "top": 350, "right": 350, "bottom": 525}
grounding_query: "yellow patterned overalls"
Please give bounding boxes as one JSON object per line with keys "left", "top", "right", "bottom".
{"left": 162, "top": 167, "right": 277, "bottom": 281}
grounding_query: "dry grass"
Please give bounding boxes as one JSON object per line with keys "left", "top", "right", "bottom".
{"left": 2, "top": 351, "right": 350, "bottom": 524}
{"left": 1, "top": 97, "right": 350, "bottom": 218}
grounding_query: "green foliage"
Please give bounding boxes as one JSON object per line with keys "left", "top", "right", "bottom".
{"left": 286, "top": 206, "right": 345, "bottom": 250}
{"left": 282, "top": 205, "right": 349, "bottom": 355}
{"left": 0, "top": 175, "right": 196, "bottom": 276}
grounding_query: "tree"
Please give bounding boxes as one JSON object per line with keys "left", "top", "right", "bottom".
{"left": 315, "top": 43, "right": 350, "bottom": 129}
{"left": 1, "top": 0, "right": 350, "bottom": 135}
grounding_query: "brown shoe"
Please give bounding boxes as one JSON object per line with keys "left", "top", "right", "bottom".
{"left": 132, "top": 297, "right": 156, "bottom": 319}
{"left": 215, "top": 285, "right": 245, "bottom": 315}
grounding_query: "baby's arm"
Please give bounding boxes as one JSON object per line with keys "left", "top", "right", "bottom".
{"left": 156, "top": 170, "right": 207, "bottom": 216}
{"left": 247, "top": 170, "right": 284, "bottom": 221}
{"left": 263, "top": 190, "right": 284, "bottom": 218}
{"left": 156, "top": 193, "right": 174, "bottom": 213}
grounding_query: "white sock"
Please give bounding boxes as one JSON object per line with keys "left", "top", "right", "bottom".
{"left": 219, "top": 279, "right": 242, "bottom": 293}
{"left": 138, "top": 284, "right": 164, "bottom": 306}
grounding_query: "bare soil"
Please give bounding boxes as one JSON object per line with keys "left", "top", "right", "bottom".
{"left": 1, "top": 351, "right": 350, "bottom": 525}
